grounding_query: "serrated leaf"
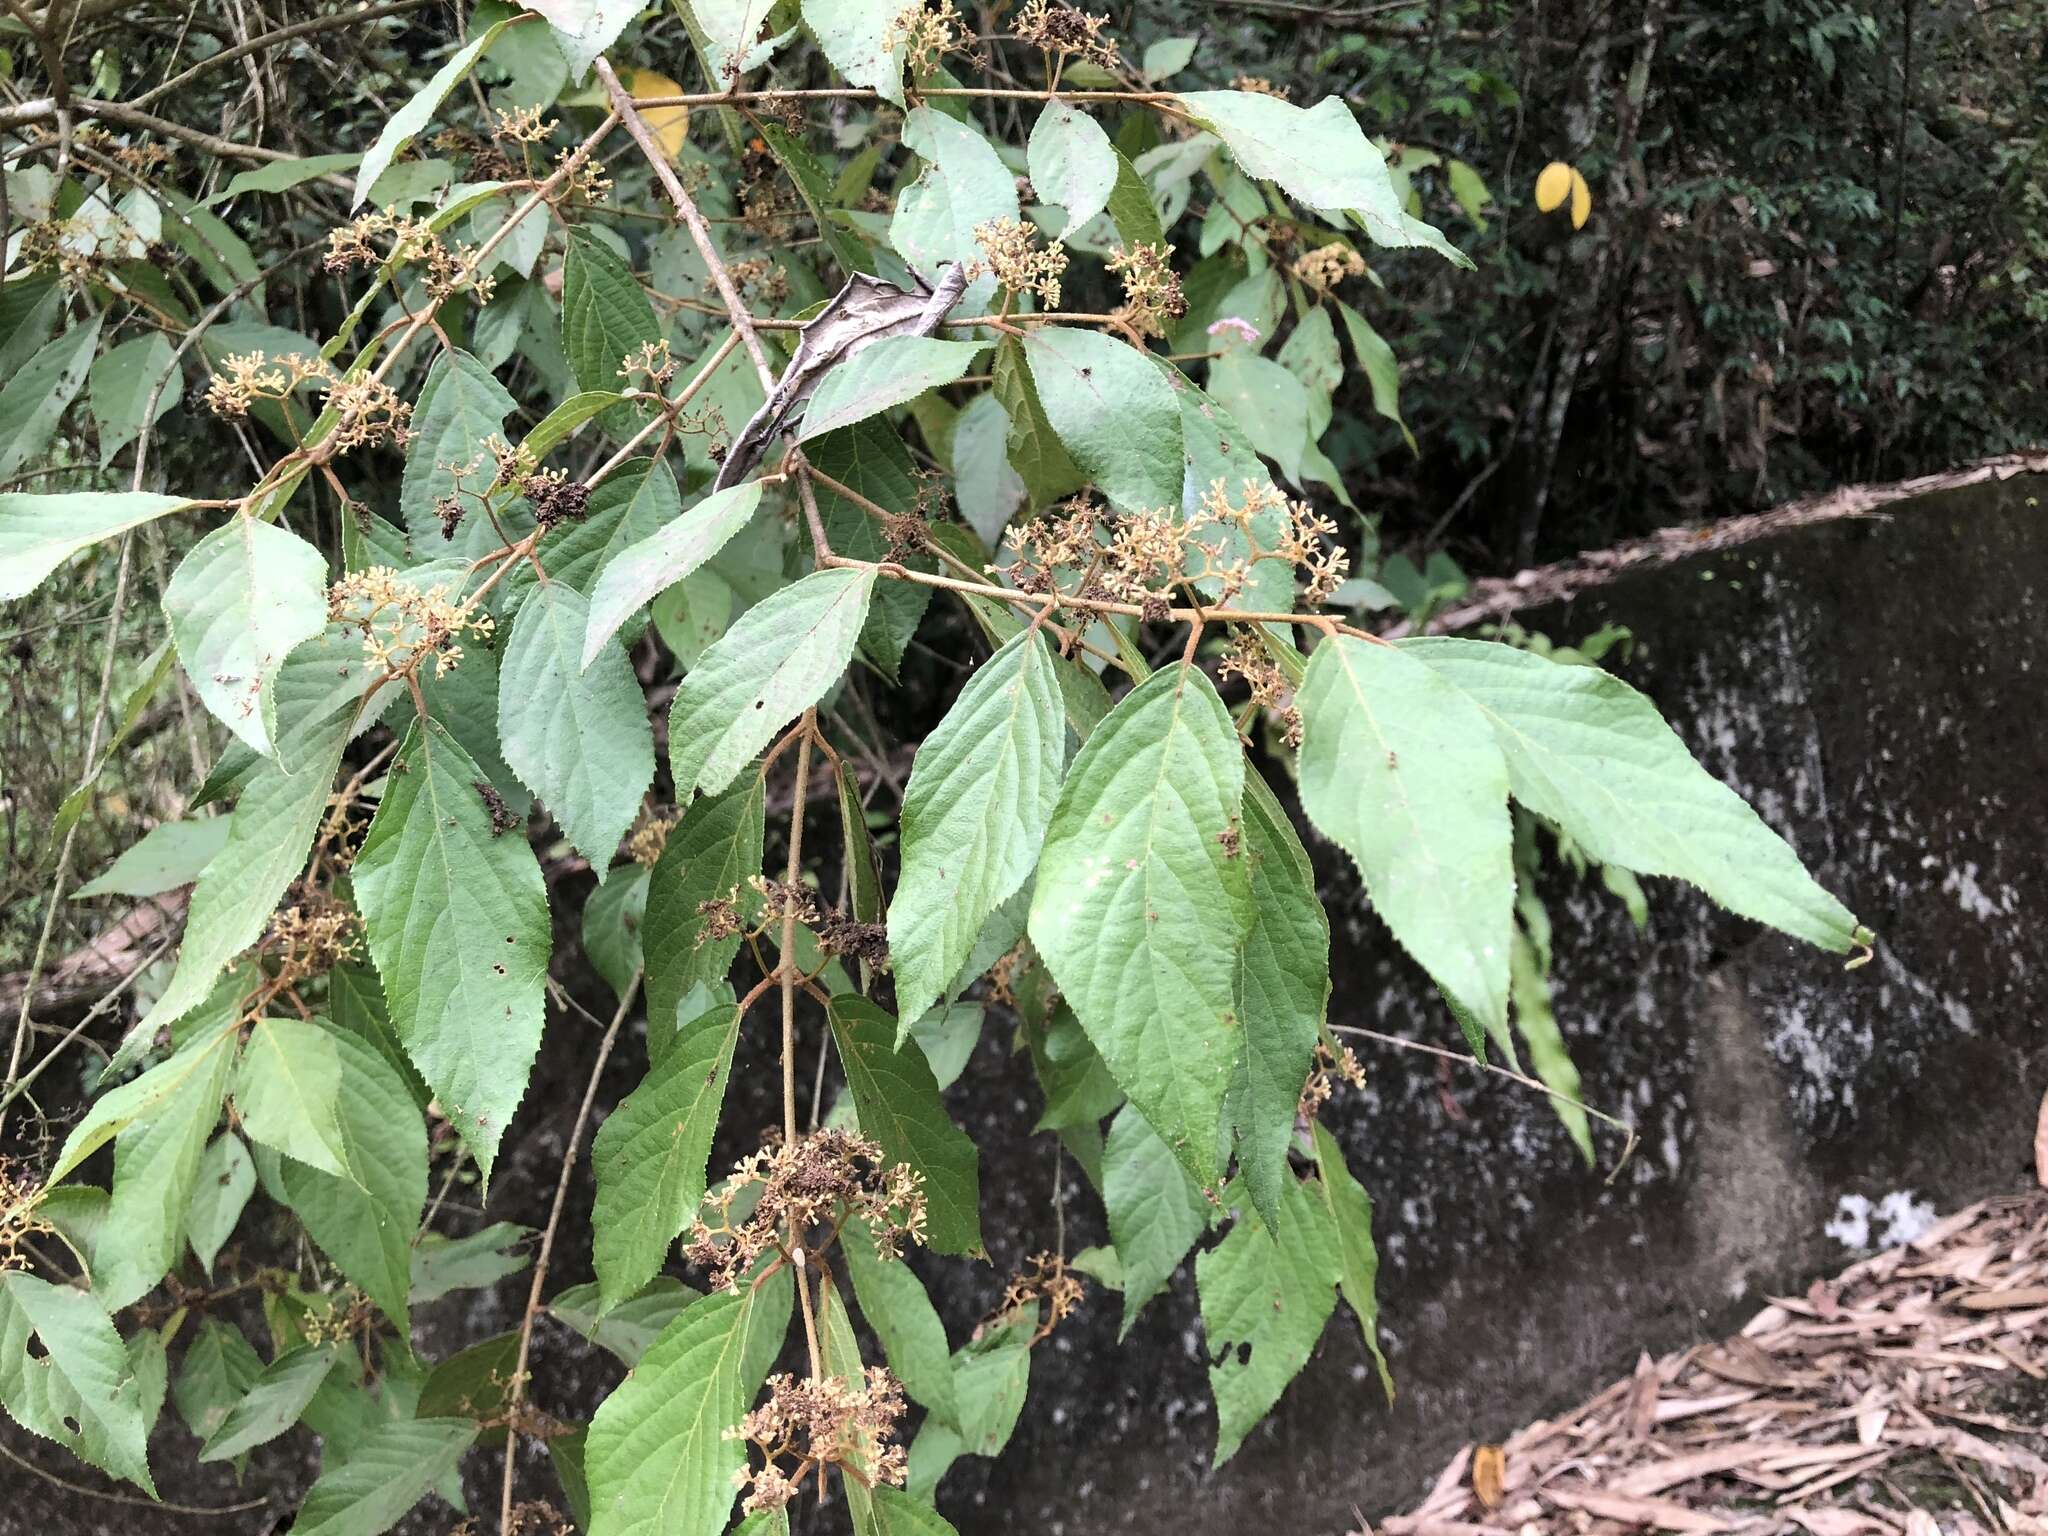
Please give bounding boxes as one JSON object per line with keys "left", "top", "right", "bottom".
{"left": 163, "top": 516, "right": 330, "bottom": 759}
{"left": 803, "top": 419, "right": 933, "bottom": 681}
{"left": 1198, "top": 1173, "right": 1341, "bottom": 1465}
{"left": 1104, "top": 147, "right": 1166, "bottom": 250}
{"left": 410, "top": 1221, "right": 532, "bottom": 1303}
{"left": 172, "top": 1318, "right": 262, "bottom": 1442}
{"left": 353, "top": 18, "right": 514, "bottom": 205}
{"left": 500, "top": 581, "right": 655, "bottom": 869}
{"left": 198, "top": 1343, "right": 336, "bottom": 1462}
{"left": 689, "top": 0, "right": 795, "bottom": 81}
{"left": 0, "top": 489, "right": 193, "bottom": 602}
{"left": 1028, "top": 663, "right": 1250, "bottom": 1190}
{"left": 564, "top": 227, "right": 661, "bottom": 410}
{"left": 418, "top": 1330, "right": 521, "bottom": 1435}
{"left": 1023, "top": 326, "right": 1183, "bottom": 513}
{"left": 798, "top": 335, "right": 985, "bottom": 441}
{"left": 1029, "top": 99, "right": 1119, "bottom": 237}
{"left": 235, "top": 1016, "right": 350, "bottom": 1178}
{"left": 643, "top": 775, "right": 764, "bottom": 1038}
{"left": 549, "top": 1276, "right": 701, "bottom": 1367}
{"left": 88, "top": 332, "right": 179, "bottom": 467}
{"left": 0, "top": 1272, "right": 154, "bottom": 1492}
{"left": 524, "top": 389, "right": 628, "bottom": 458}
{"left": 209, "top": 152, "right": 361, "bottom": 204}
{"left": 187, "top": 1132, "right": 254, "bottom": 1277}
{"left": 1335, "top": 298, "right": 1414, "bottom": 452}
{"left": 1104, "top": 1102, "right": 1208, "bottom": 1337}
{"left": 583, "top": 861, "right": 650, "bottom": 1002}
{"left": 943, "top": 1309, "right": 1032, "bottom": 1456}
{"left": 1297, "top": 636, "right": 1513, "bottom": 1052}
{"left": 827, "top": 995, "right": 982, "bottom": 1255}
{"left": 803, "top": 0, "right": 906, "bottom": 105}
{"left": 400, "top": 349, "right": 518, "bottom": 551}
{"left": 291, "top": 1416, "right": 477, "bottom": 1535}
{"left": 585, "top": 1286, "right": 768, "bottom": 1536}
{"left": 1206, "top": 349, "right": 1315, "bottom": 489}
{"left": 49, "top": 991, "right": 240, "bottom": 1186}
{"left": 891, "top": 107, "right": 1017, "bottom": 300}
{"left": 279, "top": 1023, "right": 428, "bottom": 1335}
{"left": 1027, "top": 1002, "right": 1122, "bottom": 1132}
{"left": 1309, "top": 1121, "right": 1393, "bottom": 1398}
{"left": 508, "top": 457, "right": 683, "bottom": 623}
{"left": 0, "top": 314, "right": 101, "bottom": 480}
{"left": 134, "top": 707, "right": 349, "bottom": 1038}
{"left": 950, "top": 392, "right": 1025, "bottom": 546}
{"left": 1231, "top": 773, "right": 1327, "bottom": 1230}
{"left": 1399, "top": 637, "right": 1865, "bottom": 951}
{"left": 526, "top": 0, "right": 638, "bottom": 78}
{"left": 890, "top": 629, "right": 1064, "bottom": 1031}
{"left": 353, "top": 717, "right": 551, "bottom": 1177}
{"left": 74, "top": 816, "right": 230, "bottom": 899}
{"left": 583, "top": 480, "right": 760, "bottom": 668}
{"left": 668, "top": 566, "right": 876, "bottom": 797}
{"left": 991, "top": 337, "right": 1084, "bottom": 509}
{"left": 908, "top": 1002, "right": 981, "bottom": 1090}
{"left": 1173, "top": 91, "right": 1469, "bottom": 265}
{"left": 841, "top": 1220, "right": 957, "bottom": 1427}
{"left": 592, "top": 1004, "right": 742, "bottom": 1309}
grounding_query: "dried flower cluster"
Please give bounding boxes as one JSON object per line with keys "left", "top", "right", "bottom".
{"left": 617, "top": 338, "right": 678, "bottom": 389}
{"left": 262, "top": 897, "right": 364, "bottom": 992}
{"left": 1298, "top": 1039, "right": 1368, "bottom": 1121}
{"left": 973, "top": 217, "right": 1067, "bottom": 308}
{"left": 1291, "top": 240, "right": 1368, "bottom": 293}
{"left": 999, "top": 1250, "right": 1086, "bottom": 1342}
{"left": 814, "top": 907, "right": 889, "bottom": 968}
{"left": 684, "top": 1129, "right": 926, "bottom": 1291}
{"left": 885, "top": 0, "right": 962, "bottom": 74}
{"left": 328, "top": 565, "right": 494, "bottom": 679}
{"left": 326, "top": 208, "right": 496, "bottom": 305}
{"left": 726, "top": 257, "right": 791, "bottom": 306}
{"left": 0, "top": 1159, "right": 54, "bottom": 1273}
{"left": 204, "top": 349, "right": 329, "bottom": 419}
{"left": 1229, "top": 74, "right": 1290, "bottom": 99}
{"left": 623, "top": 809, "right": 680, "bottom": 867}
{"left": 1106, "top": 241, "right": 1187, "bottom": 338}
{"left": 730, "top": 1364, "right": 908, "bottom": 1513}
{"left": 1013, "top": 1, "right": 1121, "bottom": 72}
{"left": 552, "top": 143, "right": 613, "bottom": 203}
{"left": 1219, "top": 629, "right": 1302, "bottom": 746}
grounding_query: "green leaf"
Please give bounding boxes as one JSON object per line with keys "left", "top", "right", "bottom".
{"left": 991, "top": 337, "right": 1084, "bottom": 508}
{"left": 1029, "top": 664, "right": 1250, "bottom": 1190}
{"left": 837, "top": 758, "right": 884, "bottom": 931}
{"left": 74, "top": 816, "right": 230, "bottom": 899}
{"left": 803, "top": 0, "right": 906, "bottom": 105}
{"left": 135, "top": 707, "right": 349, "bottom": 1038}
{"left": 943, "top": 1309, "right": 1032, "bottom": 1455}
{"left": 0, "top": 1272, "right": 154, "bottom": 1492}
{"left": 841, "top": 1219, "right": 958, "bottom": 1427}
{"left": 0, "top": 275, "right": 61, "bottom": 378}
{"left": 1104, "top": 148, "right": 1166, "bottom": 250}
{"left": 500, "top": 580, "right": 655, "bottom": 869}
{"left": 1027, "top": 1002, "right": 1122, "bottom": 1131}
{"left": 583, "top": 861, "right": 650, "bottom": 1002}
{"left": 0, "top": 489, "right": 192, "bottom": 602}
{"left": 400, "top": 349, "right": 518, "bottom": 550}
{"left": 549, "top": 1276, "right": 701, "bottom": 1367}
{"left": 583, "top": 480, "right": 760, "bottom": 669}
{"left": 209, "top": 152, "right": 361, "bottom": 204}
{"left": 803, "top": 419, "right": 934, "bottom": 681}
{"left": 643, "top": 775, "right": 764, "bottom": 1038}
{"left": 88, "top": 332, "right": 179, "bottom": 467}
{"left": 690, "top": 0, "right": 795, "bottom": 81}
{"left": 279, "top": 1023, "right": 429, "bottom": 1335}
{"left": 524, "top": 388, "right": 628, "bottom": 458}
{"left": 353, "top": 18, "right": 515, "bottom": 206}
{"left": 950, "top": 392, "right": 1025, "bottom": 545}
{"left": 1198, "top": 1172, "right": 1342, "bottom": 1465}
{"left": 1512, "top": 921, "right": 1591, "bottom": 1161}
{"left": 908, "top": 1002, "right": 981, "bottom": 1090}
{"left": 892, "top": 106, "right": 1018, "bottom": 297}
{"left": 1334, "top": 299, "right": 1415, "bottom": 453}
{"left": 533, "top": 0, "right": 636, "bottom": 78}
{"left": 585, "top": 1286, "right": 769, "bottom": 1536}
{"left": 1231, "top": 774, "right": 1327, "bottom": 1230}
{"left": 799, "top": 336, "right": 986, "bottom": 441}
{"left": 668, "top": 566, "right": 876, "bottom": 797}
{"left": 564, "top": 227, "right": 661, "bottom": 406}
{"left": 1142, "top": 36, "right": 1197, "bottom": 79}
{"left": 172, "top": 1318, "right": 263, "bottom": 1442}
{"left": 1173, "top": 91, "right": 1469, "bottom": 265}
{"left": 92, "top": 1012, "right": 235, "bottom": 1309}
{"left": 235, "top": 1016, "right": 349, "bottom": 1178}
{"left": 1309, "top": 1122, "right": 1393, "bottom": 1398}
{"left": 1028, "top": 99, "right": 1119, "bottom": 237}
{"left": 410, "top": 1221, "right": 532, "bottom": 1303}
{"left": 164, "top": 515, "right": 330, "bottom": 759}
{"left": 0, "top": 314, "right": 102, "bottom": 479}
{"left": 353, "top": 717, "right": 552, "bottom": 1177}
{"left": 417, "top": 1330, "right": 521, "bottom": 1434}
{"left": 1205, "top": 350, "right": 1314, "bottom": 489}
{"left": 49, "top": 991, "right": 240, "bottom": 1186}
{"left": 1023, "top": 326, "right": 1183, "bottom": 513}
{"left": 592, "top": 1003, "right": 742, "bottom": 1309}
{"left": 890, "top": 629, "right": 1064, "bottom": 1032}
{"left": 187, "top": 1132, "right": 254, "bottom": 1277}
{"left": 827, "top": 995, "right": 983, "bottom": 1255}
{"left": 291, "top": 1417, "right": 478, "bottom": 1535}
{"left": 868, "top": 1486, "right": 964, "bottom": 1536}
{"left": 1296, "top": 636, "right": 1514, "bottom": 1052}
{"left": 1399, "top": 637, "right": 1866, "bottom": 952}
{"left": 198, "top": 1343, "right": 336, "bottom": 1462}
{"left": 1104, "top": 1102, "right": 1209, "bottom": 1337}
{"left": 508, "top": 457, "right": 683, "bottom": 623}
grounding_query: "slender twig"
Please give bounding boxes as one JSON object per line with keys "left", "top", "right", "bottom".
{"left": 129, "top": 0, "right": 430, "bottom": 111}
{"left": 595, "top": 57, "right": 776, "bottom": 391}
{"left": 497, "top": 972, "right": 641, "bottom": 1535}
{"left": 0, "top": 1437, "right": 267, "bottom": 1516}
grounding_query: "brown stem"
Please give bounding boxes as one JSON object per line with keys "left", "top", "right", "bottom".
{"left": 498, "top": 972, "right": 641, "bottom": 1534}
{"left": 781, "top": 721, "right": 816, "bottom": 1148}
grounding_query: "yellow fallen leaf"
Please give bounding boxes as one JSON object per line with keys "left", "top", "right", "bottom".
{"left": 1569, "top": 166, "right": 1592, "bottom": 229}
{"left": 1534, "top": 160, "right": 1572, "bottom": 213}
{"left": 621, "top": 68, "right": 690, "bottom": 161}
{"left": 1472, "top": 1443, "right": 1506, "bottom": 1509}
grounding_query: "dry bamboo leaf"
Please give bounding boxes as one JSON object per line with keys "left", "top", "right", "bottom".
{"left": 1471, "top": 1444, "right": 1507, "bottom": 1510}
